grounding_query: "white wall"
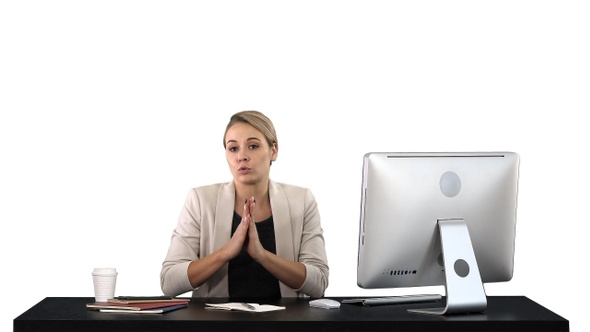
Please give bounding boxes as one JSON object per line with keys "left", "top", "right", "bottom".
{"left": 1, "top": 1, "right": 588, "bottom": 331}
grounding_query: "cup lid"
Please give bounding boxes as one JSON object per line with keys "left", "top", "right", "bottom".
{"left": 92, "top": 267, "right": 117, "bottom": 275}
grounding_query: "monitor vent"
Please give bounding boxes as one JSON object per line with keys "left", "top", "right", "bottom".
{"left": 383, "top": 269, "right": 418, "bottom": 276}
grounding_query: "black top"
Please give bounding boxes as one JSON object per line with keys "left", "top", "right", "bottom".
{"left": 228, "top": 211, "right": 281, "bottom": 298}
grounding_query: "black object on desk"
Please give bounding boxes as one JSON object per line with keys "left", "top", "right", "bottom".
{"left": 14, "top": 296, "right": 569, "bottom": 332}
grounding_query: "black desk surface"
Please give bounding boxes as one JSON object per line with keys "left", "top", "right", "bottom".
{"left": 14, "top": 296, "right": 569, "bottom": 332}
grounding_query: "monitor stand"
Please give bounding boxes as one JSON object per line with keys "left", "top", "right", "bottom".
{"left": 408, "top": 218, "right": 487, "bottom": 315}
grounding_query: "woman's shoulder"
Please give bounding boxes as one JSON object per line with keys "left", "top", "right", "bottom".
{"left": 271, "top": 181, "right": 314, "bottom": 197}
{"left": 273, "top": 180, "right": 305, "bottom": 190}
{"left": 189, "top": 182, "right": 233, "bottom": 196}
{"left": 193, "top": 182, "right": 230, "bottom": 190}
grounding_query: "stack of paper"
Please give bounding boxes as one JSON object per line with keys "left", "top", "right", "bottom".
{"left": 86, "top": 297, "right": 190, "bottom": 314}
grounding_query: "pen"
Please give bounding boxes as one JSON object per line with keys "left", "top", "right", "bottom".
{"left": 241, "top": 302, "right": 256, "bottom": 310}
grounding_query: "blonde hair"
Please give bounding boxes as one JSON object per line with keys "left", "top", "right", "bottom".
{"left": 223, "top": 110, "right": 278, "bottom": 150}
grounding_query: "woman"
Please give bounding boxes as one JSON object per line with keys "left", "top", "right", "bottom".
{"left": 160, "top": 111, "right": 329, "bottom": 298}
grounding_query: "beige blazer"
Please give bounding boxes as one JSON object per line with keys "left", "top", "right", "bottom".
{"left": 160, "top": 180, "right": 329, "bottom": 298}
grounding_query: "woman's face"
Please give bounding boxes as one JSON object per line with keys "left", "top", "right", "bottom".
{"left": 224, "top": 122, "right": 277, "bottom": 186}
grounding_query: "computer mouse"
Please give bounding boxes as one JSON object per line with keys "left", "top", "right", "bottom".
{"left": 309, "top": 298, "right": 341, "bottom": 309}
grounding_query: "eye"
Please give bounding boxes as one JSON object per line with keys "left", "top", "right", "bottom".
{"left": 228, "top": 146, "right": 238, "bottom": 152}
{"left": 249, "top": 144, "right": 259, "bottom": 150}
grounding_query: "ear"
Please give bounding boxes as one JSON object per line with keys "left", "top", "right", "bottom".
{"left": 270, "top": 143, "right": 278, "bottom": 161}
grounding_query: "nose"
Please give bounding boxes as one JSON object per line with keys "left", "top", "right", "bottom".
{"left": 238, "top": 152, "right": 249, "bottom": 162}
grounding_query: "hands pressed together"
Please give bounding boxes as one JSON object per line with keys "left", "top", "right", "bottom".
{"left": 187, "top": 195, "right": 306, "bottom": 291}
{"left": 224, "top": 196, "right": 267, "bottom": 263}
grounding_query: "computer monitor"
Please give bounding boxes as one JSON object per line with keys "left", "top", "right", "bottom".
{"left": 356, "top": 152, "right": 519, "bottom": 315}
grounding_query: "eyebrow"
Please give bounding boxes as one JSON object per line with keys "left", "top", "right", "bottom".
{"left": 225, "top": 137, "right": 262, "bottom": 145}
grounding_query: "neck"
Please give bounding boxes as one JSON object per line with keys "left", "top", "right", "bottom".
{"left": 234, "top": 180, "right": 270, "bottom": 204}
{"left": 234, "top": 180, "right": 273, "bottom": 221}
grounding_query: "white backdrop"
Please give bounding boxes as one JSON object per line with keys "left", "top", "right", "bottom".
{"left": 1, "top": 1, "right": 588, "bottom": 331}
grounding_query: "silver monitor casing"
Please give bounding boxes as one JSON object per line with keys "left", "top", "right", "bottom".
{"left": 357, "top": 152, "right": 519, "bottom": 295}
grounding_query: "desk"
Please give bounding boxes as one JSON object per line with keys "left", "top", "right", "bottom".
{"left": 14, "top": 296, "right": 568, "bottom": 332}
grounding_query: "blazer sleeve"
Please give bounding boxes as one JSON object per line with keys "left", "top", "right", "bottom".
{"left": 160, "top": 188, "right": 202, "bottom": 296}
{"left": 294, "top": 188, "right": 330, "bottom": 298}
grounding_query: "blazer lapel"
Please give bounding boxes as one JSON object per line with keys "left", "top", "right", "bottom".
{"left": 214, "top": 182, "right": 235, "bottom": 251}
{"left": 269, "top": 180, "right": 295, "bottom": 262}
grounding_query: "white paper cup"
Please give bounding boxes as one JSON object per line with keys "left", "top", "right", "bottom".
{"left": 92, "top": 268, "right": 117, "bottom": 302}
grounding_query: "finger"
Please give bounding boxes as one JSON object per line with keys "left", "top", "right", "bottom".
{"left": 245, "top": 215, "right": 264, "bottom": 260}
{"left": 242, "top": 199, "right": 250, "bottom": 222}
{"left": 248, "top": 217, "right": 259, "bottom": 242}
{"left": 250, "top": 196, "right": 256, "bottom": 222}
